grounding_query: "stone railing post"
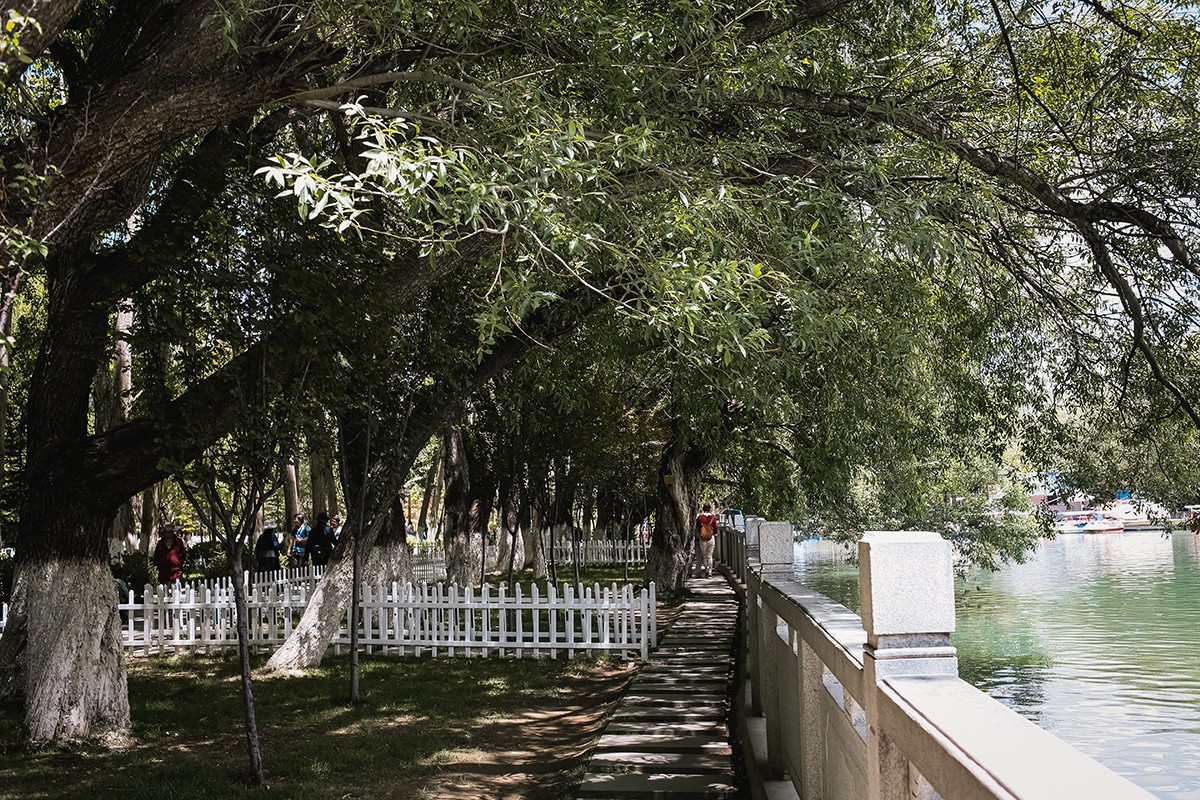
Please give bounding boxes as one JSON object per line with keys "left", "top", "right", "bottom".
{"left": 858, "top": 531, "right": 958, "bottom": 800}
{"left": 745, "top": 516, "right": 762, "bottom": 549}
{"left": 757, "top": 521, "right": 794, "bottom": 778}
{"left": 745, "top": 516, "right": 764, "bottom": 714}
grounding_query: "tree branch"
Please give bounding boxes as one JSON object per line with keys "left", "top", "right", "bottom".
{"left": 284, "top": 70, "right": 501, "bottom": 103}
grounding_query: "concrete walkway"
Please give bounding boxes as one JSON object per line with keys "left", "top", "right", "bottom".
{"left": 576, "top": 575, "right": 742, "bottom": 799}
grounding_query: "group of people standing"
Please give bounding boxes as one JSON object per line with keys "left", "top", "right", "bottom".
{"left": 143, "top": 511, "right": 346, "bottom": 586}
{"left": 254, "top": 512, "right": 343, "bottom": 572}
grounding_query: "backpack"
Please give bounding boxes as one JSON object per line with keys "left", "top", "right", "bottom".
{"left": 698, "top": 514, "right": 716, "bottom": 541}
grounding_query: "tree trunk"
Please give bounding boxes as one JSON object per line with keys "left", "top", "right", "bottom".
{"left": 310, "top": 446, "right": 330, "bottom": 516}
{"left": 139, "top": 484, "right": 159, "bottom": 554}
{"left": 263, "top": 500, "right": 418, "bottom": 672}
{"left": 324, "top": 456, "right": 340, "bottom": 518}
{"left": 230, "top": 541, "right": 266, "bottom": 786}
{"left": 283, "top": 457, "right": 300, "bottom": 526}
{"left": 645, "top": 438, "right": 709, "bottom": 594}
{"left": 0, "top": 241, "right": 133, "bottom": 738}
{"left": 526, "top": 500, "right": 548, "bottom": 579}
{"left": 0, "top": 554, "right": 130, "bottom": 740}
{"left": 442, "top": 428, "right": 480, "bottom": 587}
{"left": 266, "top": 408, "right": 411, "bottom": 673}
{"left": 0, "top": 315, "right": 10, "bottom": 520}
{"left": 581, "top": 489, "right": 596, "bottom": 540}
{"left": 416, "top": 454, "right": 438, "bottom": 535}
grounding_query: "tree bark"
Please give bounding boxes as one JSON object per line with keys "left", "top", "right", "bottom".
{"left": 442, "top": 427, "right": 482, "bottom": 587}
{"left": 283, "top": 457, "right": 300, "bottom": 525}
{"left": 310, "top": 445, "right": 330, "bottom": 517}
{"left": 138, "top": 484, "right": 159, "bottom": 554}
{"left": 0, "top": 553, "right": 130, "bottom": 741}
{"left": 645, "top": 438, "right": 710, "bottom": 594}
{"left": 230, "top": 541, "right": 266, "bottom": 786}
{"left": 416, "top": 453, "right": 439, "bottom": 535}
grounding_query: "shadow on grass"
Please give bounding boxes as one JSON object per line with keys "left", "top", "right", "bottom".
{"left": 0, "top": 653, "right": 636, "bottom": 800}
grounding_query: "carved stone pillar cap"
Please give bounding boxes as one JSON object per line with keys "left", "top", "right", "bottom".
{"left": 858, "top": 531, "right": 955, "bottom": 646}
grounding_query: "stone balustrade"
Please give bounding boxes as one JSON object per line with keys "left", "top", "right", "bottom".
{"left": 719, "top": 519, "right": 1155, "bottom": 800}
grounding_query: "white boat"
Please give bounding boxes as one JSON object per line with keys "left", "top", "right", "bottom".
{"left": 1054, "top": 509, "right": 1126, "bottom": 534}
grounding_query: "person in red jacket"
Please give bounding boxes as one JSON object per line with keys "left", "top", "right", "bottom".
{"left": 695, "top": 504, "right": 718, "bottom": 577}
{"left": 153, "top": 521, "right": 187, "bottom": 584}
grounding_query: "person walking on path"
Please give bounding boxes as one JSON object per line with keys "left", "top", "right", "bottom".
{"left": 696, "top": 504, "right": 718, "bottom": 577}
{"left": 153, "top": 521, "right": 187, "bottom": 584}
{"left": 256, "top": 522, "right": 283, "bottom": 573}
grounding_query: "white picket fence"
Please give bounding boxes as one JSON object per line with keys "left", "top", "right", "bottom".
{"left": 0, "top": 573, "right": 649, "bottom": 661}
{"left": 550, "top": 539, "right": 649, "bottom": 566}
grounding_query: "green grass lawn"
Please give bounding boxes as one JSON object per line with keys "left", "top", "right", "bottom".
{"left": 484, "top": 565, "right": 649, "bottom": 593}
{"left": 0, "top": 653, "right": 634, "bottom": 800}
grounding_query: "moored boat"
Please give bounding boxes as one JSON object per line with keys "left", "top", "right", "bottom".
{"left": 1054, "top": 509, "right": 1126, "bottom": 534}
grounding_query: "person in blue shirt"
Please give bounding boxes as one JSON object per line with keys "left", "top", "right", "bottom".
{"left": 290, "top": 513, "right": 310, "bottom": 567}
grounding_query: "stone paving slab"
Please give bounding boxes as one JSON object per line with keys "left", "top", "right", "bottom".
{"left": 589, "top": 750, "right": 733, "bottom": 774}
{"left": 613, "top": 702, "right": 727, "bottom": 718}
{"left": 621, "top": 694, "right": 726, "bottom": 709}
{"left": 638, "top": 657, "right": 729, "bottom": 671}
{"left": 595, "top": 734, "right": 731, "bottom": 754}
{"left": 577, "top": 772, "right": 738, "bottom": 799}
{"left": 604, "top": 719, "right": 728, "bottom": 736}
{"left": 629, "top": 681, "right": 728, "bottom": 693}
{"left": 610, "top": 706, "right": 722, "bottom": 723}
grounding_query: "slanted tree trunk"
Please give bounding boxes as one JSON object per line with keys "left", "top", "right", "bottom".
{"left": 263, "top": 491, "right": 414, "bottom": 673}
{"left": 266, "top": 407, "right": 407, "bottom": 672}
{"left": 645, "top": 438, "right": 709, "bottom": 594}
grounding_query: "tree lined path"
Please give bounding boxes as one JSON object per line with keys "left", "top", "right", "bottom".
{"left": 578, "top": 575, "right": 740, "bottom": 799}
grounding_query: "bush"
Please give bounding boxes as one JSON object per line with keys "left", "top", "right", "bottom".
{"left": 120, "top": 551, "right": 154, "bottom": 597}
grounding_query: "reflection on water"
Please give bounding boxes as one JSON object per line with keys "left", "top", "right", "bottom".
{"left": 795, "top": 532, "right": 1200, "bottom": 800}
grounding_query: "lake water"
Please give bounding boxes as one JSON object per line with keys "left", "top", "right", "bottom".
{"left": 795, "top": 531, "right": 1200, "bottom": 800}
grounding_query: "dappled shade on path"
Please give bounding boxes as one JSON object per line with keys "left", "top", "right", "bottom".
{"left": 577, "top": 574, "right": 740, "bottom": 799}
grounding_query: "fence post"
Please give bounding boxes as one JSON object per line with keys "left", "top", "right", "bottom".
{"left": 744, "top": 516, "right": 763, "bottom": 714}
{"left": 858, "top": 531, "right": 958, "bottom": 800}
